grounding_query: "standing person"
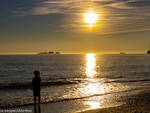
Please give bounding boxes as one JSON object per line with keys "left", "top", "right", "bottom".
{"left": 32, "top": 70, "right": 41, "bottom": 105}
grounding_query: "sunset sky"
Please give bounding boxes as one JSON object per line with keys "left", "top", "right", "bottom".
{"left": 0, "top": 0, "right": 150, "bottom": 54}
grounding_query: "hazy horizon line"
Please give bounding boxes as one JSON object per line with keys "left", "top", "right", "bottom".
{"left": 0, "top": 51, "right": 147, "bottom": 55}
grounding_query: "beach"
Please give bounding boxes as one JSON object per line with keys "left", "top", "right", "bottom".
{"left": 2, "top": 88, "right": 150, "bottom": 113}
{"left": 79, "top": 89, "right": 150, "bottom": 113}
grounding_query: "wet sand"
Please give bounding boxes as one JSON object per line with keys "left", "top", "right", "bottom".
{"left": 2, "top": 89, "right": 150, "bottom": 113}
{"left": 78, "top": 90, "right": 150, "bottom": 113}
{"left": 78, "top": 104, "right": 150, "bottom": 113}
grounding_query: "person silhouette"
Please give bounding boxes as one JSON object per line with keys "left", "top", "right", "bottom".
{"left": 32, "top": 70, "right": 41, "bottom": 105}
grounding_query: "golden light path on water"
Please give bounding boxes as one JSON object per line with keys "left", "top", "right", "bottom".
{"left": 81, "top": 54, "right": 126, "bottom": 110}
{"left": 84, "top": 53, "right": 104, "bottom": 109}
{"left": 66, "top": 54, "right": 117, "bottom": 110}
{"left": 85, "top": 53, "right": 97, "bottom": 77}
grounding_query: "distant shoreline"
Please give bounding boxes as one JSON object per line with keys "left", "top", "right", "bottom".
{"left": 0, "top": 53, "right": 149, "bottom": 55}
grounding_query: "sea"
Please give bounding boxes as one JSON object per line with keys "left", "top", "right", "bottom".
{"left": 0, "top": 54, "right": 150, "bottom": 108}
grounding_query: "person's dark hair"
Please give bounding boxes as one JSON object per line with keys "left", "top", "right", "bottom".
{"left": 34, "top": 70, "right": 40, "bottom": 77}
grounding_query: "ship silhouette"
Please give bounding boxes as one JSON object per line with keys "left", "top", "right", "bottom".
{"left": 147, "top": 50, "right": 150, "bottom": 54}
{"left": 38, "top": 51, "right": 61, "bottom": 55}
{"left": 147, "top": 44, "right": 150, "bottom": 54}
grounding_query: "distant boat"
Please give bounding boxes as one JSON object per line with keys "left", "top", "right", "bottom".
{"left": 56, "top": 52, "right": 60, "bottom": 54}
{"left": 38, "top": 51, "right": 61, "bottom": 55}
{"left": 147, "top": 44, "right": 150, "bottom": 54}
{"left": 147, "top": 50, "right": 150, "bottom": 54}
{"left": 120, "top": 52, "right": 126, "bottom": 54}
{"left": 48, "top": 51, "right": 55, "bottom": 54}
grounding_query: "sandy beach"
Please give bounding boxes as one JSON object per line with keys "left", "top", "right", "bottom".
{"left": 79, "top": 90, "right": 150, "bottom": 113}
{"left": 2, "top": 89, "right": 149, "bottom": 113}
{"left": 79, "top": 105, "right": 150, "bottom": 113}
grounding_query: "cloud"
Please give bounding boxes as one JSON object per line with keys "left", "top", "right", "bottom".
{"left": 5, "top": 0, "right": 150, "bottom": 35}
{"left": 127, "top": 0, "right": 150, "bottom": 7}
{"left": 29, "top": 0, "right": 89, "bottom": 15}
{"left": 94, "top": 28, "right": 150, "bottom": 35}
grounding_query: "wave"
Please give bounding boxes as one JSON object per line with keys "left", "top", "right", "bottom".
{"left": 105, "top": 79, "right": 150, "bottom": 83}
{"left": 0, "top": 79, "right": 80, "bottom": 90}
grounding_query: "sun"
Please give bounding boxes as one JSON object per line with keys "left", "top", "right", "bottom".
{"left": 84, "top": 10, "right": 99, "bottom": 27}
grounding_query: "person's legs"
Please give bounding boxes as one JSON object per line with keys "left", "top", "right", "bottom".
{"left": 34, "top": 103, "right": 37, "bottom": 113}
{"left": 38, "top": 95, "right": 40, "bottom": 104}
{"left": 38, "top": 103, "right": 41, "bottom": 113}
{"left": 34, "top": 96, "right": 36, "bottom": 105}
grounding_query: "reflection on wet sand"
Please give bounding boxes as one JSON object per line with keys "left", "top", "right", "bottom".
{"left": 85, "top": 101, "right": 102, "bottom": 109}
{"left": 81, "top": 79, "right": 105, "bottom": 109}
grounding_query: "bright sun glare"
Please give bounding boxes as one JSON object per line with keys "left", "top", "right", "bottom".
{"left": 84, "top": 10, "right": 99, "bottom": 27}
{"left": 85, "top": 53, "right": 96, "bottom": 77}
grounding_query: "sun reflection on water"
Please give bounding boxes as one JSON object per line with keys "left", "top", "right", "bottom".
{"left": 85, "top": 53, "right": 97, "bottom": 77}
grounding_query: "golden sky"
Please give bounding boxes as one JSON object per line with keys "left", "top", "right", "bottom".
{"left": 0, "top": 0, "right": 150, "bottom": 54}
